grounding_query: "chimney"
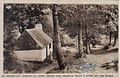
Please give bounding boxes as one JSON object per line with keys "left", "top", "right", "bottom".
{"left": 40, "top": 8, "right": 53, "bottom": 38}
{"left": 35, "top": 23, "right": 43, "bottom": 30}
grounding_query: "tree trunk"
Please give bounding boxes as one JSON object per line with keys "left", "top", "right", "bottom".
{"left": 52, "top": 4, "right": 66, "bottom": 70}
{"left": 113, "top": 35, "right": 116, "bottom": 46}
{"left": 109, "top": 31, "right": 112, "bottom": 45}
{"left": 113, "top": 31, "right": 117, "bottom": 46}
{"left": 78, "top": 21, "right": 84, "bottom": 58}
{"left": 85, "top": 23, "right": 91, "bottom": 54}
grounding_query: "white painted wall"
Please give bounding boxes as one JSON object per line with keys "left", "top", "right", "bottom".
{"left": 42, "top": 48, "right": 46, "bottom": 61}
{"left": 14, "top": 42, "right": 53, "bottom": 62}
{"left": 14, "top": 50, "right": 44, "bottom": 61}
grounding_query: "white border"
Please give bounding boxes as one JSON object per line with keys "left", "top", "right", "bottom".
{"left": 0, "top": 0, "right": 119, "bottom": 78}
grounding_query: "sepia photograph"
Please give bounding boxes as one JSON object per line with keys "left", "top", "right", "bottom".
{"left": 3, "top": 4, "right": 118, "bottom": 74}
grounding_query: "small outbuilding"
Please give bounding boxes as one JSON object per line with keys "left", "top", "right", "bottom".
{"left": 14, "top": 27, "right": 53, "bottom": 62}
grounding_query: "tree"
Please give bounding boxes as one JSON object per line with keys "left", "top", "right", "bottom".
{"left": 77, "top": 5, "right": 92, "bottom": 54}
{"left": 77, "top": 20, "right": 84, "bottom": 57}
{"left": 52, "top": 4, "right": 66, "bottom": 70}
{"left": 104, "top": 8, "right": 118, "bottom": 46}
{"left": 85, "top": 21, "right": 91, "bottom": 54}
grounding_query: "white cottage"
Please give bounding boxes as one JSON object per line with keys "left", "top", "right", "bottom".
{"left": 14, "top": 27, "right": 53, "bottom": 62}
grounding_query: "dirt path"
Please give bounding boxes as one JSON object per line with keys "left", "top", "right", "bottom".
{"left": 82, "top": 45, "right": 118, "bottom": 73}
{"left": 35, "top": 44, "right": 118, "bottom": 73}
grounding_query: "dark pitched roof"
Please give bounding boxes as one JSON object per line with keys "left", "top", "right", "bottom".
{"left": 25, "top": 27, "right": 52, "bottom": 48}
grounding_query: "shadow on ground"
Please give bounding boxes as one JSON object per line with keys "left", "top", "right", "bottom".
{"left": 91, "top": 48, "right": 118, "bottom": 55}
{"left": 100, "top": 59, "right": 118, "bottom": 72}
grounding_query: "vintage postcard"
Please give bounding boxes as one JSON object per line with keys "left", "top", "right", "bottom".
{"left": 0, "top": 0, "right": 119, "bottom": 78}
